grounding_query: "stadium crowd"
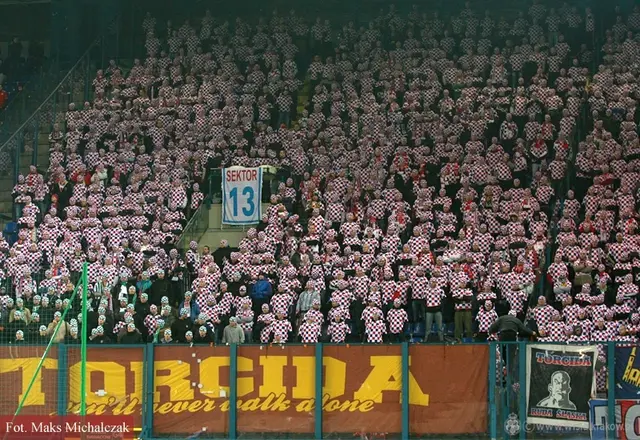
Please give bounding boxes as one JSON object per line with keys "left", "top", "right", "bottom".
{"left": 0, "top": 2, "right": 640, "bottom": 389}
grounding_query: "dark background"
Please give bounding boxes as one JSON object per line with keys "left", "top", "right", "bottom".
{"left": 527, "top": 347, "right": 596, "bottom": 417}
{"left": 2, "top": 0, "right": 639, "bottom": 66}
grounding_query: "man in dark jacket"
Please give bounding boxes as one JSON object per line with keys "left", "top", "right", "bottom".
{"left": 488, "top": 311, "right": 536, "bottom": 341}
{"left": 212, "top": 240, "right": 234, "bottom": 268}
{"left": 489, "top": 311, "right": 536, "bottom": 367}
{"left": 120, "top": 323, "right": 144, "bottom": 344}
{"left": 149, "top": 271, "right": 171, "bottom": 306}
{"left": 171, "top": 308, "right": 193, "bottom": 342}
{"left": 195, "top": 325, "right": 214, "bottom": 344}
{"left": 135, "top": 293, "right": 151, "bottom": 320}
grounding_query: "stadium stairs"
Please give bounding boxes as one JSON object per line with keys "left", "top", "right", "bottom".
{"left": 192, "top": 204, "right": 268, "bottom": 249}
{"left": 293, "top": 77, "right": 311, "bottom": 127}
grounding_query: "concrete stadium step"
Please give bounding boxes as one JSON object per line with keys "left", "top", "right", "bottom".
{"left": 18, "top": 151, "right": 50, "bottom": 175}
{"left": 292, "top": 78, "right": 312, "bottom": 126}
{"left": 0, "top": 177, "right": 13, "bottom": 202}
{"left": 0, "top": 215, "right": 10, "bottom": 232}
{"left": 0, "top": 202, "right": 14, "bottom": 213}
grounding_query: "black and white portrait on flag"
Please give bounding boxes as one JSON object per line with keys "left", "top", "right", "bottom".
{"left": 526, "top": 344, "right": 597, "bottom": 429}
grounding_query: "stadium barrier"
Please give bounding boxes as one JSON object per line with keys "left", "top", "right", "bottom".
{"left": 1, "top": 341, "right": 637, "bottom": 439}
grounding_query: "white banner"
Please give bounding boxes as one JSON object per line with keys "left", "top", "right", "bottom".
{"left": 222, "top": 167, "right": 262, "bottom": 225}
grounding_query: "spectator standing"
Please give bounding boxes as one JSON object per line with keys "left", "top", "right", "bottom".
{"left": 387, "top": 300, "right": 408, "bottom": 342}
{"left": 222, "top": 317, "right": 245, "bottom": 344}
{"left": 251, "top": 274, "right": 273, "bottom": 315}
{"left": 47, "top": 311, "right": 70, "bottom": 343}
{"left": 296, "top": 282, "right": 321, "bottom": 328}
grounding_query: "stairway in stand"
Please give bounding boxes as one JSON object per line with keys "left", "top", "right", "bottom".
{"left": 292, "top": 77, "right": 311, "bottom": 128}
{"left": 0, "top": 81, "right": 87, "bottom": 228}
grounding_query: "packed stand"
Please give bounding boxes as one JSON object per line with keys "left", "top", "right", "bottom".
{"left": 0, "top": 3, "right": 639, "bottom": 376}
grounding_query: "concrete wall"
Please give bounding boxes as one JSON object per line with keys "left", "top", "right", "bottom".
{"left": 197, "top": 203, "right": 269, "bottom": 249}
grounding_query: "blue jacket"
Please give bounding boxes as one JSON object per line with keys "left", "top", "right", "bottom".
{"left": 252, "top": 279, "right": 273, "bottom": 300}
{"left": 179, "top": 300, "right": 201, "bottom": 322}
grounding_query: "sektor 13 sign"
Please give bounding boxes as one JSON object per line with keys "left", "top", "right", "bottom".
{"left": 222, "top": 167, "right": 263, "bottom": 225}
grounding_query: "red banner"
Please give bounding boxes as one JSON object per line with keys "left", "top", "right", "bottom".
{"left": 0, "top": 344, "right": 489, "bottom": 436}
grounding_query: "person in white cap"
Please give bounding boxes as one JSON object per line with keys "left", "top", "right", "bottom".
{"left": 46, "top": 311, "right": 70, "bottom": 343}
{"left": 65, "top": 326, "right": 80, "bottom": 344}
{"left": 13, "top": 330, "right": 25, "bottom": 344}
{"left": 37, "top": 325, "right": 49, "bottom": 344}
{"left": 93, "top": 325, "right": 111, "bottom": 344}
{"left": 195, "top": 325, "right": 214, "bottom": 344}
{"left": 171, "top": 308, "right": 193, "bottom": 342}
{"left": 161, "top": 329, "right": 174, "bottom": 344}
{"left": 327, "top": 314, "right": 351, "bottom": 343}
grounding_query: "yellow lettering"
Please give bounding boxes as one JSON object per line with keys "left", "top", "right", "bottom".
{"left": 258, "top": 356, "right": 287, "bottom": 397}
{"left": 258, "top": 393, "right": 275, "bottom": 410}
{"left": 188, "top": 400, "right": 203, "bottom": 412}
{"left": 237, "top": 356, "right": 254, "bottom": 397}
{"left": 292, "top": 356, "right": 314, "bottom": 399}
{"left": 2, "top": 352, "right": 435, "bottom": 420}
{"left": 359, "top": 400, "right": 375, "bottom": 412}
{"left": 239, "top": 398, "right": 262, "bottom": 411}
{"left": 623, "top": 348, "right": 640, "bottom": 387}
{"left": 92, "top": 403, "right": 107, "bottom": 415}
{"left": 111, "top": 399, "right": 127, "bottom": 415}
{"left": 129, "top": 361, "right": 144, "bottom": 402}
{"left": 407, "top": 356, "right": 430, "bottom": 406}
{"left": 295, "top": 398, "right": 315, "bottom": 412}
{"left": 202, "top": 399, "right": 216, "bottom": 412}
{"left": 353, "top": 356, "right": 429, "bottom": 406}
{"left": 322, "top": 356, "right": 346, "bottom": 399}
{"left": 156, "top": 402, "right": 173, "bottom": 414}
{"left": 321, "top": 397, "right": 376, "bottom": 413}
{"left": 270, "top": 393, "right": 291, "bottom": 411}
{"left": 122, "top": 397, "right": 139, "bottom": 415}
{"left": 154, "top": 361, "right": 194, "bottom": 403}
{"left": 170, "top": 401, "right": 190, "bottom": 414}
{"left": 337, "top": 400, "right": 364, "bottom": 412}
{"left": 199, "top": 357, "right": 230, "bottom": 398}
{"left": 324, "top": 399, "right": 341, "bottom": 411}
{"left": 0, "top": 357, "right": 58, "bottom": 406}
{"left": 69, "top": 361, "right": 127, "bottom": 407}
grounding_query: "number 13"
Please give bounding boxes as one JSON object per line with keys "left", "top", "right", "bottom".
{"left": 230, "top": 186, "right": 256, "bottom": 217}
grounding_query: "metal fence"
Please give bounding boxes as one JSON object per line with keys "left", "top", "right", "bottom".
{"left": 175, "top": 203, "right": 211, "bottom": 251}
{"left": 0, "top": 341, "right": 633, "bottom": 439}
{"left": 0, "top": 11, "right": 126, "bottom": 200}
